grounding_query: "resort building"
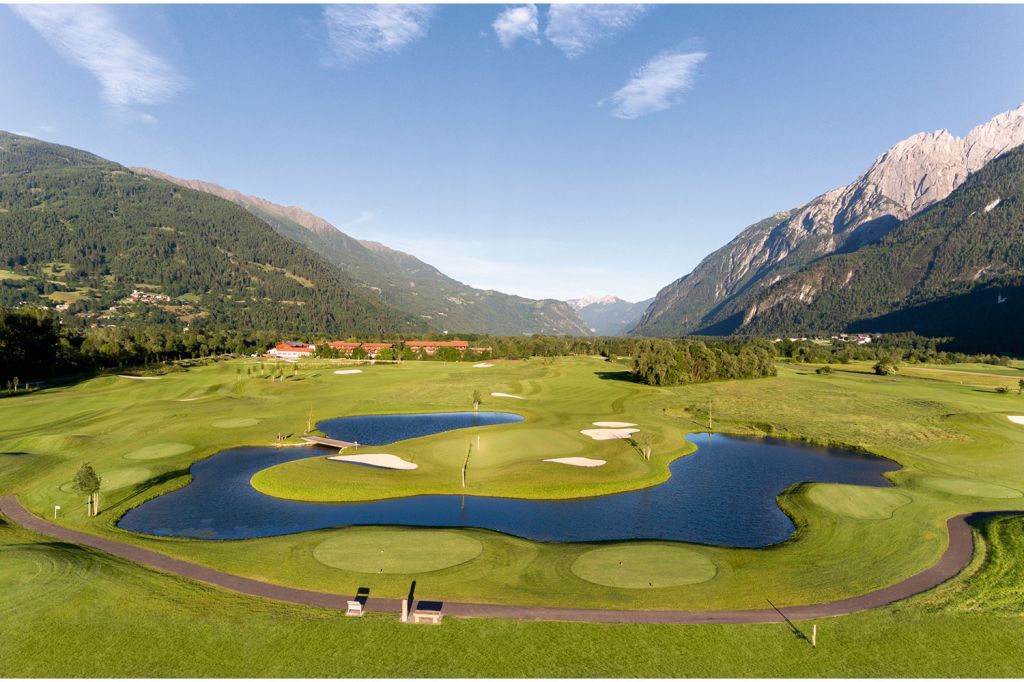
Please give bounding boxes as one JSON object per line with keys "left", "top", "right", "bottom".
{"left": 266, "top": 341, "right": 315, "bottom": 359}
{"left": 404, "top": 340, "right": 470, "bottom": 356}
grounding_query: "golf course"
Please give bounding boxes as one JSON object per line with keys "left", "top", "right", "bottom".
{"left": 2, "top": 354, "right": 1024, "bottom": 675}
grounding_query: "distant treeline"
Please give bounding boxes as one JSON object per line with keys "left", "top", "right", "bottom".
{"left": 631, "top": 338, "right": 777, "bottom": 386}
{"left": 2, "top": 307, "right": 1017, "bottom": 388}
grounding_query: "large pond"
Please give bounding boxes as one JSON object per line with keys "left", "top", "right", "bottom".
{"left": 118, "top": 412, "right": 898, "bottom": 547}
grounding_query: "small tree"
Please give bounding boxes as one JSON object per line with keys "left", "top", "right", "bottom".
{"left": 73, "top": 462, "right": 101, "bottom": 517}
{"left": 996, "top": 386, "right": 1010, "bottom": 394}
{"left": 816, "top": 365, "right": 833, "bottom": 375}
{"left": 472, "top": 389, "right": 482, "bottom": 412}
{"left": 1018, "top": 379, "right": 1023, "bottom": 395}
{"left": 873, "top": 360, "right": 898, "bottom": 376}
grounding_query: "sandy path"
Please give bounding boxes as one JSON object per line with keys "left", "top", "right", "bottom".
{"left": 544, "top": 457, "right": 606, "bottom": 467}
{"left": 328, "top": 454, "right": 417, "bottom": 470}
{"left": 0, "top": 494, "right": 997, "bottom": 624}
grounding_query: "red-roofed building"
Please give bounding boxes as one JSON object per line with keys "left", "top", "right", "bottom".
{"left": 404, "top": 340, "right": 470, "bottom": 356}
{"left": 266, "top": 341, "right": 315, "bottom": 359}
{"left": 361, "top": 342, "right": 394, "bottom": 357}
{"left": 328, "top": 341, "right": 362, "bottom": 354}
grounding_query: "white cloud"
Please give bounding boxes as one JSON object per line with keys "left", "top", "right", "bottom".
{"left": 492, "top": 5, "right": 539, "bottom": 49}
{"left": 323, "top": 5, "right": 435, "bottom": 65}
{"left": 604, "top": 50, "right": 707, "bottom": 120}
{"left": 544, "top": 4, "right": 647, "bottom": 59}
{"left": 12, "top": 5, "right": 187, "bottom": 109}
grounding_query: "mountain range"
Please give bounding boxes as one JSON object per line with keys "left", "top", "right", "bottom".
{"left": 633, "top": 102, "right": 1024, "bottom": 351}
{"left": 567, "top": 295, "right": 654, "bottom": 336}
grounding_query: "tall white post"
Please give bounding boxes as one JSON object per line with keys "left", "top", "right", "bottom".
{"left": 400, "top": 599, "right": 408, "bottom": 623}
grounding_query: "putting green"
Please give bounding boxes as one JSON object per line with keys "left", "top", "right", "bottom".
{"left": 571, "top": 544, "right": 717, "bottom": 588}
{"left": 210, "top": 418, "right": 259, "bottom": 429}
{"left": 806, "top": 484, "right": 912, "bottom": 519}
{"left": 312, "top": 529, "right": 483, "bottom": 574}
{"left": 60, "top": 467, "right": 153, "bottom": 492}
{"left": 920, "top": 477, "right": 1022, "bottom": 499}
{"left": 124, "top": 443, "right": 194, "bottom": 460}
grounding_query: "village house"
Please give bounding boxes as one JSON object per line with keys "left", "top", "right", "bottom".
{"left": 266, "top": 341, "right": 315, "bottom": 359}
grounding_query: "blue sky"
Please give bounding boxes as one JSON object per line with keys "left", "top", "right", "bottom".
{"left": 3, "top": 4, "right": 1024, "bottom": 302}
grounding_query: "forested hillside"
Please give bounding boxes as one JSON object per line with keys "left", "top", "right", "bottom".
{"left": 133, "top": 168, "right": 593, "bottom": 336}
{"left": 716, "top": 146, "right": 1024, "bottom": 353}
{"left": 0, "top": 132, "right": 419, "bottom": 336}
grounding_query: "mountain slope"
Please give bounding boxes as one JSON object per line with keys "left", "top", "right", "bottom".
{"left": 715, "top": 145, "right": 1024, "bottom": 353}
{"left": 634, "top": 103, "right": 1024, "bottom": 336}
{"left": 132, "top": 168, "right": 592, "bottom": 336}
{"left": 0, "top": 132, "right": 420, "bottom": 336}
{"left": 567, "top": 296, "right": 654, "bottom": 336}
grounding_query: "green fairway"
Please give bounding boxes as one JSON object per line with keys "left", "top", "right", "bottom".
{"left": 2, "top": 355, "right": 1024, "bottom": 617}
{"left": 2, "top": 512, "right": 1023, "bottom": 677}
{"left": 571, "top": 544, "right": 718, "bottom": 588}
{"left": 313, "top": 529, "right": 483, "bottom": 574}
{"left": 805, "top": 484, "right": 912, "bottom": 519}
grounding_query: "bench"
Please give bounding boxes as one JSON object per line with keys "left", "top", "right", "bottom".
{"left": 411, "top": 609, "right": 443, "bottom": 624}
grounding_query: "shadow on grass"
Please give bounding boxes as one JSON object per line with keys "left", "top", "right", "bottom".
{"left": 594, "top": 370, "right": 642, "bottom": 384}
{"left": 766, "top": 599, "right": 810, "bottom": 644}
{"left": 101, "top": 467, "right": 191, "bottom": 514}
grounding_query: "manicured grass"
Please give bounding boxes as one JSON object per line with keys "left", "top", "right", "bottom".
{"left": 313, "top": 529, "right": 483, "bottom": 574}
{"left": 2, "top": 513, "right": 1023, "bottom": 676}
{"left": 3, "top": 356, "right": 1024, "bottom": 615}
{"left": 571, "top": 544, "right": 717, "bottom": 588}
{"left": 805, "top": 484, "right": 912, "bottom": 519}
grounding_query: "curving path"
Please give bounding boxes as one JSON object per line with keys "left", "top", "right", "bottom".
{"left": 0, "top": 495, "right": 997, "bottom": 624}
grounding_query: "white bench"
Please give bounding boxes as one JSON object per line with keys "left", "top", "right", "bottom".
{"left": 411, "top": 609, "right": 443, "bottom": 624}
{"left": 346, "top": 601, "right": 363, "bottom": 617}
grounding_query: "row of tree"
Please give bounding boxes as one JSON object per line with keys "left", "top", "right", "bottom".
{"left": 631, "top": 338, "right": 778, "bottom": 386}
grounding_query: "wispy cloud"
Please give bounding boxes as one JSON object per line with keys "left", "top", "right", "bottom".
{"left": 544, "top": 4, "right": 647, "bottom": 59}
{"left": 492, "top": 5, "right": 539, "bottom": 49}
{"left": 12, "top": 5, "right": 186, "bottom": 110}
{"left": 323, "top": 4, "right": 435, "bottom": 66}
{"left": 603, "top": 50, "right": 707, "bottom": 120}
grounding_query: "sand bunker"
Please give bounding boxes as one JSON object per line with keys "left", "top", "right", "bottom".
{"left": 328, "top": 454, "right": 418, "bottom": 470}
{"left": 473, "top": 363, "right": 494, "bottom": 368}
{"left": 581, "top": 428, "right": 639, "bottom": 441}
{"left": 1008, "top": 416, "right": 1024, "bottom": 425}
{"left": 117, "top": 375, "right": 160, "bottom": 380}
{"left": 544, "top": 457, "right": 606, "bottom": 467}
{"left": 491, "top": 392, "right": 523, "bottom": 399}
{"left": 592, "top": 421, "right": 637, "bottom": 428}
{"left": 333, "top": 369, "right": 363, "bottom": 375}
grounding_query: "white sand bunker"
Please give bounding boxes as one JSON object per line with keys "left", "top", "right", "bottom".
{"left": 334, "top": 369, "right": 363, "bottom": 375}
{"left": 544, "top": 457, "right": 606, "bottom": 468}
{"left": 581, "top": 428, "right": 639, "bottom": 441}
{"left": 117, "top": 375, "right": 160, "bottom": 380}
{"left": 328, "top": 454, "right": 418, "bottom": 470}
{"left": 473, "top": 363, "right": 494, "bottom": 368}
{"left": 1008, "top": 416, "right": 1024, "bottom": 425}
{"left": 592, "top": 421, "right": 637, "bottom": 428}
{"left": 491, "top": 392, "right": 523, "bottom": 399}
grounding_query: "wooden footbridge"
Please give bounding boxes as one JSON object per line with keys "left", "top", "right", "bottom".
{"left": 301, "top": 436, "right": 359, "bottom": 449}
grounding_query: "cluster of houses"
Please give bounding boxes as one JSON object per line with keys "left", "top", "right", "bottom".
{"left": 265, "top": 339, "right": 492, "bottom": 360}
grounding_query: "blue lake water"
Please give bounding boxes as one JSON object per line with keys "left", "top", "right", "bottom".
{"left": 118, "top": 412, "right": 898, "bottom": 547}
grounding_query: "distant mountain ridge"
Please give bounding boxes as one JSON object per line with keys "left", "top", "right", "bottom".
{"left": 568, "top": 295, "right": 654, "bottom": 336}
{"left": 133, "top": 168, "right": 592, "bottom": 336}
{"left": 634, "top": 103, "right": 1024, "bottom": 337}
